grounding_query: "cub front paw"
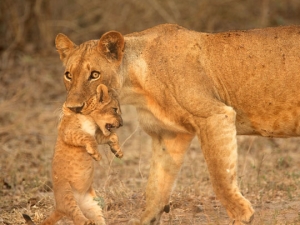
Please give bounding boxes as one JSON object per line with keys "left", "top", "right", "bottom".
{"left": 111, "top": 148, "right": 123, "bottom": 158}
{"left": 91, "top": 152, "right": 102, "bottom": 161}
{"left": 86, "top": 146, "right": 102, "bottom": 161}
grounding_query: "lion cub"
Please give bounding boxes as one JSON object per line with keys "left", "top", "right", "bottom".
{"left": 23, "top": 84, "right": 123, "bottom": 225}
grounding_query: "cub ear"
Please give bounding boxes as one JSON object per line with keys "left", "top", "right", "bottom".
{"left": 98, "top": 31, "right": 124, "bottom": 63}
{"left": 96, "top": 84, "right": 111, "bottom": 104}
{"left": 55, "top": 33, "right": 77, "bottom": 63}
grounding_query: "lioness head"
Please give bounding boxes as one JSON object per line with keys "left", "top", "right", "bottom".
{"left": 55, "top": 31, "right": 125, "bottom": 113}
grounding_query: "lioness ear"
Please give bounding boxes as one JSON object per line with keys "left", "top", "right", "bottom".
{"left": 55, "top": 33, "right": 77, "bottom": 63}
{"left": 96, "top": 84, "right": 111, "bottom": 103}
{"left": 98, "top": 31, "right": 124, "bottom": 62}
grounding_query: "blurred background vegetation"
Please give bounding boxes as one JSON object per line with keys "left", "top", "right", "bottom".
{"left": 1, "top": 0, "right": 300, "bottom": 59}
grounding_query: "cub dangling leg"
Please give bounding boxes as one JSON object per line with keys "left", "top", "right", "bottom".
{"left": 96, "top": 131, "right": 123, "bottom": 158}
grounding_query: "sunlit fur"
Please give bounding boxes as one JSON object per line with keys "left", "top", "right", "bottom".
{"left": 56, "top": 24, "right": 300, "bottom": 225}
{"left": 24, "top": 84, "right": 122, "bottom": 225}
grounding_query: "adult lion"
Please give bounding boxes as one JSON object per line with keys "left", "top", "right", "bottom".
{"left": 55, "top": 24, "right": 300, "bottom": 225}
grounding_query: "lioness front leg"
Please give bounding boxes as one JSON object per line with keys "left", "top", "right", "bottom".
{"left": 198, "top": 106, "right": 254, "bottom": 224}
{"left": 129, "top": 132, "right": 194, "bottom": 225}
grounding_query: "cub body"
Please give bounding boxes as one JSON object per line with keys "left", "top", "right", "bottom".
{"left": 24, "top": 84, "right": 122, "bottom": 225}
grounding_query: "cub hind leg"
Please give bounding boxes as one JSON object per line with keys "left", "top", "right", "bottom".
{"left": 79, "top": 187, "right": 106, "bottom": 225}
{"left": 54, "top": 182, "right": 95, "bottom": 225}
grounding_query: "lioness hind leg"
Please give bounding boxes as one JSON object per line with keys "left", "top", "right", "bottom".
{"left": 139, "top": 132, "right": 194, "bottom": 224}
{"left": 198, "top": 106, "right": 254, "bottom": 224}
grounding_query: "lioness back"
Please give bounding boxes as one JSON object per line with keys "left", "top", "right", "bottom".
{"left": 124, "top": 24, "right": 300, "bottom": 137}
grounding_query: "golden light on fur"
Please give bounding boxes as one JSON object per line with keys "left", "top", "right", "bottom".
{"left": 23, "top": 84, "right": 123, "bottom": 225}
{"left": 55, "top": 24, "right": 300, "bottom": 225}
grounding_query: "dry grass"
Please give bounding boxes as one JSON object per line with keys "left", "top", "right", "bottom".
{"left": 1, "top": 0, "right": 300, "bottom": 224}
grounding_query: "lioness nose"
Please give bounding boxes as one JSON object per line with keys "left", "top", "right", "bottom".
{"left": 119, "top": 117, "right": 123, "bottom": 127}
{"left": 68, "top": 103, "right": 85, "bottom": 113}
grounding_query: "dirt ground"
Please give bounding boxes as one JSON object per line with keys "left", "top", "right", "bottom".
{"left": 1, "top": 1, "right": 300, "bottom": 225}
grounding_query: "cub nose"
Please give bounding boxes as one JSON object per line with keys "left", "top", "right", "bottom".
{"left": 68, "top": 103, "right": 85, "bottom": 113}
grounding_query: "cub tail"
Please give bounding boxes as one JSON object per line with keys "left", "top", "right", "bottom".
{"left": 22, "top": 214, "right": 35, "bottom": 225}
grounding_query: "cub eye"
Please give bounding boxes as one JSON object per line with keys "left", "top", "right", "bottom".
{"left": 64, "top": 72, "right": 72, "bottom": 81}
{"left": 89, "top": 71, "right": 100, "bottom": 80}
{"left": 113, "top": 108, "right": 118, "bottom": 113}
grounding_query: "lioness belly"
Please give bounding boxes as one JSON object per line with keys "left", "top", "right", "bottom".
{"left": 235, "top": 103, "right": 300, "bottom": 137}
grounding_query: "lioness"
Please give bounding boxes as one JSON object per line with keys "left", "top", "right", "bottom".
{"left": 55, "top": 24, "right": 300, "bottom": 224}
{"left": 23, "top": 84, "right": 123, "bottom": 225}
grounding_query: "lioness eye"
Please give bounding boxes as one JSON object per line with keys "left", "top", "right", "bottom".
{"left": 89, "top": 71, "right": 100, "bottom": 80}
{"left": 64, "top": 72, "right": 72, "bottom": 81}
{"left": 113, "top": 108, "right": 118, "bottom": 113}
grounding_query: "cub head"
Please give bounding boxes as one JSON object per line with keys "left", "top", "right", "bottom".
{"left": 88, "top": 84, "right": 123, "bottom": 136}
{"left": 55, "top": 31, "right": 125, "bottom": 113}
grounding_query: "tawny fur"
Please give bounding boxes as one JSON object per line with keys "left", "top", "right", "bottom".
{"left": 24, "top": 84, "right": 122, "bottom": 225}
{"left": 55, "top": 24, "right": 300, "bottom": 225}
